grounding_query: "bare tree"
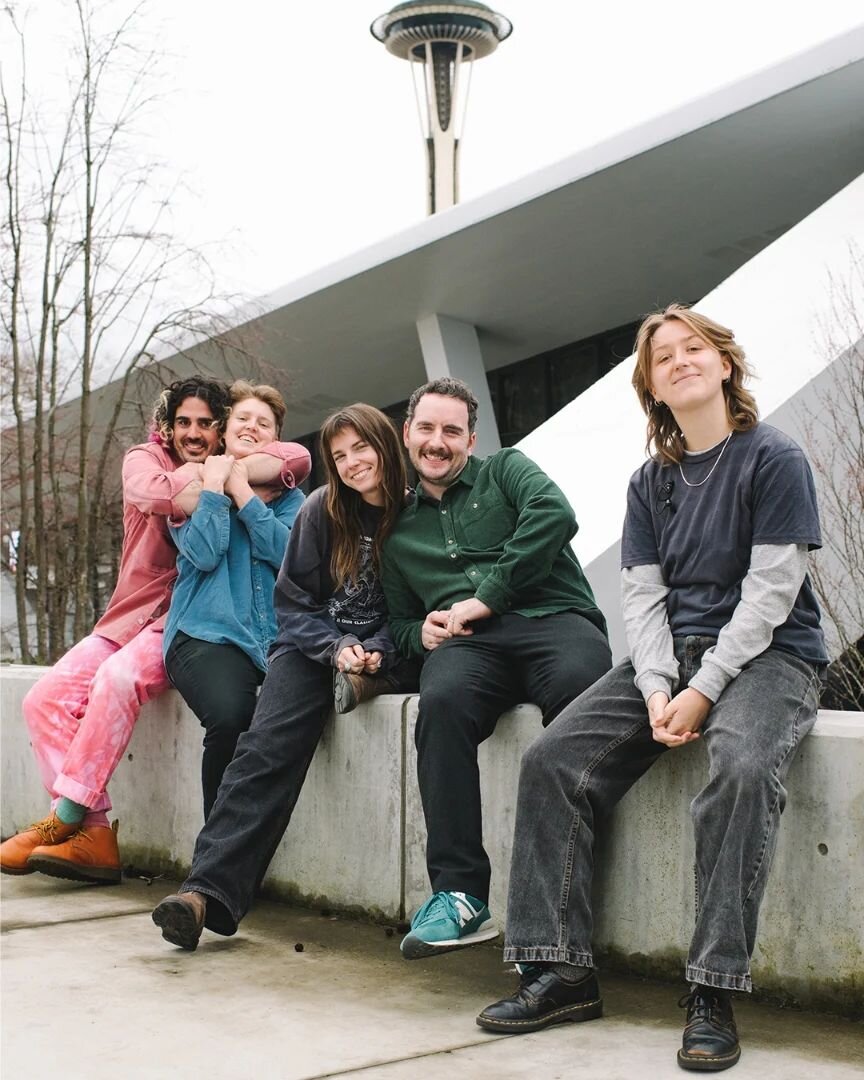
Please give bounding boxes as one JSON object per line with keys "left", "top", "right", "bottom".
{"left": 801, "top": 249, "right": 864, "bottom": 710}
{"left": 1, "top": 1, "right": 269, "bottom": 662}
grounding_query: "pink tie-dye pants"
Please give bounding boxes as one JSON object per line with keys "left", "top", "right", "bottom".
{"left": 22, "top": 629, "right": 170, "bottom": 823}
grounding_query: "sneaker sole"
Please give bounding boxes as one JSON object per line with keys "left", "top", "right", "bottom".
{"left": 401, "top": 923, "right": 500, "bottom": 960}
{"left": 152, "top": 898, "right": 203, "bottom": 951}
{"left": 26, "top": 855, "right": 121, "bottom": 884}
{"left": 677, "top": 1046, "right": 741, "bottom": 1071}
{"left": 476, "top": 996, "right": 603, "bottom": 1033}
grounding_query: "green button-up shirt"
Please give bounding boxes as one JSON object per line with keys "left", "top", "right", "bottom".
{"left": 380, "top": 448, "right": 607, "bottom": 657}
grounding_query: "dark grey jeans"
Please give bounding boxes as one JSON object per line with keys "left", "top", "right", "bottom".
{"left": 503, "top": 638, "right": 821, "bottom": 992}
{"left": 181, "top": 648, "right": 420, "bottom": 936}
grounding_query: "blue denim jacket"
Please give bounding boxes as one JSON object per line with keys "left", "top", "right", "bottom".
{"left": 164, "top": 487, "right": 305, "bottom": 671}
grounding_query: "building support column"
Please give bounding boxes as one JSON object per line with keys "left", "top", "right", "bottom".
{"left": 415, "top": 313, "right": 501, "bottom": 457}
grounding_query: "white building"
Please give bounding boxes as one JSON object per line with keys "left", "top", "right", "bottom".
{"left": 9, "top": 28, "right": 864, "bottom": 664}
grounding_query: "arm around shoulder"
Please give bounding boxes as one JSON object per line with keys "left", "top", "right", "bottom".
{"left": 122, "top": 443, "right": 203, "bottom": 520}
{"left": 246, "top": 442, "right": 312, "bottom": 489}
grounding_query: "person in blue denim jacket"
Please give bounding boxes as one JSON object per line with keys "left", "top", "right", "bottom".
{"left": 477, "top": 304, "right": 828, "bottom": 1073}
{"left": 163, "top": 381, "right": 308, "bottom": 817}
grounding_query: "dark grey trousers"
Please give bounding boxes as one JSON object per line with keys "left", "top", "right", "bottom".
{"left": 503, "top": 638, "right": 821, "bottom": 991}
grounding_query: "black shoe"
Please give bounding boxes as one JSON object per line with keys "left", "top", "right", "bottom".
{"left": 678, "top": 985, "right": 741, "bottom": 1071}
{"left": 476, "top": 967, "right": 603, "bottom": 1034}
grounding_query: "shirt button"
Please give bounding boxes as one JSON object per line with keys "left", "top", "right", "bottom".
{"left": 137, "top": 618, "right": 145, "bottom": 625}
{"left": 448, "top": 539, "right": 454, "bottom": 544}
{"left": 450, "top": 553, "right": 457, "bottom": 559}
{"left": 472, "top": 503, "right": 478, "bottom": 509}
{"left": 441, "top": 509, "right": 447, "bottom": 515}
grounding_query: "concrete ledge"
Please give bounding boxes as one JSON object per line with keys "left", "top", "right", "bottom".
{"left": 2, "top": 665, "right": 862, "bottom": 1015}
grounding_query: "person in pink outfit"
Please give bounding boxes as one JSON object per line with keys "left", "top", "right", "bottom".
{"left": 0, "top": 375, "right": 311, "bottom": 883}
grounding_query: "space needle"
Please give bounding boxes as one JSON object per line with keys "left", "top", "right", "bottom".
{"left": 371, "top": 2, "right": 512, "bottom": 215}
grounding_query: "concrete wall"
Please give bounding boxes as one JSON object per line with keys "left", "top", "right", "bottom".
{"left": 2, "top": 665, "right": 862, "bottom": 1016}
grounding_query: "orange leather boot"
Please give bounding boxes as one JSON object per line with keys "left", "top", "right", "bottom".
{"left": 0, "top": 812, "right": 79, "bottom": 875}
{"left": 27, "top": 820, "right": 122, "bottom": 884}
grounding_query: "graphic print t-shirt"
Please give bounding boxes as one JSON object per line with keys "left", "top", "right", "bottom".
{"left": 328, "top": 500, "right": 387, "bottom": 638}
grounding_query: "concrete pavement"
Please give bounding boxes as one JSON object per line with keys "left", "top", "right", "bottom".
{"left": 2, "top": 874, "right": 862, "bottom": 1080}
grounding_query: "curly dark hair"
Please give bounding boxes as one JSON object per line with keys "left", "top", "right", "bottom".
{"left": 151, "top": 376, "right": 231, "bottom": 447}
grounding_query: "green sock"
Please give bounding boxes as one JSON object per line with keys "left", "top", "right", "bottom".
{"left": 55, "top": 797, "right": 86, "bottom": 825}
{"left": 549, "top": 962, "right": 592, "bottom": 983}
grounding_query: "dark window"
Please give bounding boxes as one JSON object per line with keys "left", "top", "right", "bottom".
{"left": 548, "top": 343, "right": 601, "bottom": 413}
{"left": 487, "top": 317, "right": 641, "bottom": 444}
{"left": 498, "top": 356, "right": 547, "bottom": 445}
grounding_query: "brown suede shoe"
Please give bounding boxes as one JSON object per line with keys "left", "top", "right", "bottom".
{"left": 27, "top": 820, "right": 122, "bottom": 884}
{"left": 0, "top": 812, "right": 80, "bottom": 875}
{"left": 152, "top": 892, "right": 207, "bottom": 951}
{"left": 333, "top": 670, "right": 399, "bottom": 715}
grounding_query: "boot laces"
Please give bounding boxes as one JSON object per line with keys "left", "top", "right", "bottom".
{"left": 678, "top": 986, "right": 727, "bottom": 1026}
{"left": 30, "top": 816, "right": 67, "bottom": 843}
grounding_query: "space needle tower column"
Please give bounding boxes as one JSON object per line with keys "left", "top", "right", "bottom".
{"left": 371, "top": 2, "right": 512, "bottom": 215}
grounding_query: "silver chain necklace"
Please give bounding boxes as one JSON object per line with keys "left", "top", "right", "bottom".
{"left": 678, "top": 431, "right": 734, "bottom": 488}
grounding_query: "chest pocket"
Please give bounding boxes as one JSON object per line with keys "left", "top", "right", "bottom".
{"left": 459, "top": 495, "right": 517, "bottom": 549}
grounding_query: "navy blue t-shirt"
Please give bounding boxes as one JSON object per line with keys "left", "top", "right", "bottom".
{"left": 621, "top": 423, "right": 827, "bottom": 665}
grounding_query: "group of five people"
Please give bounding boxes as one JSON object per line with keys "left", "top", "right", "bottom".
{"left": 1, "top": 303, "right": 827, "bottom": 1072}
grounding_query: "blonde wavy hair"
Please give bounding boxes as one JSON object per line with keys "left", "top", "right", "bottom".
{"left": 229, "top": 380, "right": 287, "bottom": 434}
{"left": 632, "top": 304, "right": 758, "bottom": 463}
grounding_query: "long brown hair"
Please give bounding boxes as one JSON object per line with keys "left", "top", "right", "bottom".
{"left": 632, "top": 303, "right": 759, "bottom": 463}
{"left": 319, "top": 404, "right": 407, "bottom": 588}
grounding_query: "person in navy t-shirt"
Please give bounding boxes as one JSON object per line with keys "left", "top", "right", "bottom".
{"left": 477, "top": 304, "right": 827, "bottom": 1073}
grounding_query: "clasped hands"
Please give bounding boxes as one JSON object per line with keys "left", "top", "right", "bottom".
{"left": 647, "top": 687, "right": 712, "bottom": 748}
{"left": 202, "top": 454, "right": 252, "bottom": 498}
{"left": 175, "top": 456, "right": 281, "bottom": 516}
{"left": 421, "top": 598, "right": 494, "bottom": 651}
{"left": 336, "top": 644, "right": 383, "bottom": 675}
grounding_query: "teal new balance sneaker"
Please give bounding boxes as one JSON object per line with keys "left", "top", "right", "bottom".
{"left": 400, "top": 891, "right": 499, "bottom": 959}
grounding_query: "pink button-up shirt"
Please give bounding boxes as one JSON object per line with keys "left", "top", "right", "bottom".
{"left": 92, "top": 439, "right": 310, "bottom": 646}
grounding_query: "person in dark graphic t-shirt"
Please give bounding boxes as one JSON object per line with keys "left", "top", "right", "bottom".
{"left": 151, "top": 404, "right": 417, "bottom": 951}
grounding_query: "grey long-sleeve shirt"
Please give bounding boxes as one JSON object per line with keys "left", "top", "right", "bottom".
{"left": 621, "top": 543, "right": 809, "bottom": 703}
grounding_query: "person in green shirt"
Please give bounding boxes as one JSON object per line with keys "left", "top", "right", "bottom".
{"left": 380, "top": 377, "right": 612, "bottom": 960}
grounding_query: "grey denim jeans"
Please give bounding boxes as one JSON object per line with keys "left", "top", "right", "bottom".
{"left": 502, "top": 638, "right": 821, "bottom": 992}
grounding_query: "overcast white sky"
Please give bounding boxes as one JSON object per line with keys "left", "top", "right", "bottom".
{"left": 17, "top": 1, "right": 864, "bottom": 305}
